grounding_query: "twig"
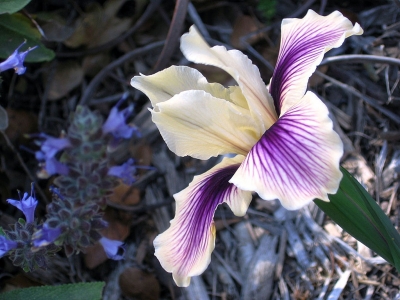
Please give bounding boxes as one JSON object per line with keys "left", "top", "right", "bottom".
{"left": 213, "top": 251, "right": 243, "bottom": 285}
{"left": 315, "top": 71, "right": 400, "bottom": 124}
{"left": 0, "top": 131, "right": 49, "bottom": 204}
{"left": 39, "top": 60, "right": 57, "bottom": 131}
{"left": 321, "top": 55, "right": 400, "bottom": 67}
{"left": 284, "top": 219, "right": 314, "bottom": 269}
{"left": 79, "top": 41, "right": 165, "bottom": 105}
{"left": 153, "top": 0, "right": 189, "bottom": 72}
{"left": 327, "top": 269, "right": 351, "bottom": 300}
{"left": 187, "top": 2, "right": 210, "bottom": 39}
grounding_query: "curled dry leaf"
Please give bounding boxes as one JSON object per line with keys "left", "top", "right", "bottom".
{"left": 43, "top": 60, "right": 84, "bottom": 101}
{"left": 84, "top": 208, "right": 131, "bottom": 269}
{"left": 119, "top": 267, "right": 160, "bottom": 300}
{"left": 64, "top": 0, "right": 132, "bottom": 49}
{"left": 231, "top": 15, "right": 263, "bottom": 50}
{"left": 109, "top": 183, "right": 141, "bottom": 206}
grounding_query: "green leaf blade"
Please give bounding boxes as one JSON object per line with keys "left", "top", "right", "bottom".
{"left": 315, "top": 167, "right": 400, "bottom": 270}
{"left": 0, "top": 0, "right": 31, "bottom": 15}
{"left": 0, "top": 282, "right": 105, "bottom": 300}
{"left": 0, "top": 14, "right": 54, "bottom": 62}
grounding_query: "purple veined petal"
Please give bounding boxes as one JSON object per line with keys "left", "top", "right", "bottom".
{"left": 0, "top": 236, "right": 18, "bottom": 257}
{"left": 269, "top": 10, "right": 363, "bottom": 116}
{"left": 99, "top": 237, "right": 125, "bottom": 260}
{"left": 7, "top": 191, "right": 38, "bottom": 223}
{"left": 154, "top": 156, "right": 252, "bottom": 287}
{"left": 180, "top": 26, "right": 277, "bottom": 129}
{"left": 230, "top": 92, "right": 343, "bottom": 210}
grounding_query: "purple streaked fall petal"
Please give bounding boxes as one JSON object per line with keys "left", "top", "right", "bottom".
{"left": 270, "top": 10, "right": 363, "bottom": 115}
{"left": 230, "top": 92, "right": 343, "bottom": 209}
{"left": 154, "top": 156, "right": 252, "bottom": 286}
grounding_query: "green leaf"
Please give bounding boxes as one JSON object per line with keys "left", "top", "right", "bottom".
{"left": 0, "top": 0, "right": 31, "bottom": 15}
{"left": 0, "top": 13, "right": 54, "bottom": 62}
{"left": 0, "top": 105, "right": 8, "bottom": 130}
{"left": 0, "top": 282, "right": 105, "bottom": 300}
{"left": 315, "top": 167, "right": 400, "bottom": 270}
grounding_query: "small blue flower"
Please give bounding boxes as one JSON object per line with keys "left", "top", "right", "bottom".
{"left": 0, "top": 236, "right": 18, "bottom": 257}
{"left": 32, "top": 223, "right": 62, "bottom": 248}
{"left": 35, "top": 134, "right": 71, "bottom": 176}
{"left": 107, "top": 158, "right": 137, "bottom": 185}
{"left": 0, "top": 42, "right": 37, "bottom": 75}
{"left": 99, "top": 237, "right": 125, "bottom": 260}
{"left": 108, "top": 159, "right": 154, "bottom": 185}
{"left": 102, "top": 94, "right": 139, "bottom": 140}
{"left": 7, "top": 189, "right": 38, "bottom": 223}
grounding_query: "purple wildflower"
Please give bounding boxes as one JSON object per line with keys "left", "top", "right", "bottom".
{"left": 0, "top": 42, "right": 37, "bottom": 75}
{"left": 102, "top": 94, "right": 139, "bottom": 139}
{"left": 99, "top": 237, "right": 125, "bottom": 260}
{"left": 7, "top": 189, "right": 38, "bottom": 223}
{"left": 32, "top": 223, "right": 62, "bottom": 248}
{"left": 0, "top": 236, "right": 18, "bottom": 257}
{"left": 35, "top": 134, "right": 71, "bottom": 176}
{"left": 108, "top": 159, "right": 154, "bottom": 185}
{"left": 107, "top": 158, "right": 137, "bottom": 185}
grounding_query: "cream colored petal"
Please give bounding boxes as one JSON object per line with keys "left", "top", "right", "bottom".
{"left": 270, "top": 10, "right": 363, "bottom": 115}
{"left": 152, "top": 90, "right": 261, "bottom": 159}
{"left": 181, "top": 26, "right": 277, "bottom": 129}
{"left": 230, "top": 92, "right": 343, "bottom": 210}
{"left": 130, "top": 65, "right": 231, "bottom": 108}
{"left": 154, "top": 155, "right": 252, "bottom": 286}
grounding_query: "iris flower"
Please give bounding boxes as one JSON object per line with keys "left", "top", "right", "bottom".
{"left": 131, "top": 10, "right": 362, "bottom": 286}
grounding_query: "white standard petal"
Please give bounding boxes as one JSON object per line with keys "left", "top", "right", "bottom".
{"left": 152, "top": 90, "right": 261, "bottom": 159}
{"left": 131, "top": 65, "right": 231, "bottom": 108}
{"left": 230, "top": 92, "right": 343, "bottom": 210}
{"left": 270, "top": 10, "right": 363, "bottom": 115}
{"left": 181, "top": 26, "right": 277, "bottom": 129}
{"left": 154, "top": 155, "right": 252, "bottom": 287}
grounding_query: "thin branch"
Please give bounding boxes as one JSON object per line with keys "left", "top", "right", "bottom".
{"left": 321, "top": 55, "right": 400, "bottom": 67}
{"left": 0, "top": 131, "right": 49, "bottom": 204}
{"left": 316, "top": 70, "right": 400, "bottom": 124}
{"left": 79, "top": 41, "right": 165, "bottom": 105}
{"left": 153, "top": 0, "right": 189, "bottom": 72}
{"left": 56, "top": 0, "right": 162, "bottom": 58}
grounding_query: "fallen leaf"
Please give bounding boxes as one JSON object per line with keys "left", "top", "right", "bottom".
{"left": 84, "top": 208, "right": 131, "bottom": 269}
{"left": 119, "top": 267, "right": 160, "bottom": 300}
{"left": 64, "top": 0, "right": 132, "bottom": 49}
{"left": 109, "top": 183, "right": 140, "bottom": 206}
{"left": 43, "top": 60, "right": 83, "bottom": 100}
{"left": 231, "top": 15, "right": 263, "bottom": 50}
{"left": 5, "top": 108, "right": 37, "bottom": 143}
{"left": 82, "top": 53, "right": 111, "bottom": 77}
